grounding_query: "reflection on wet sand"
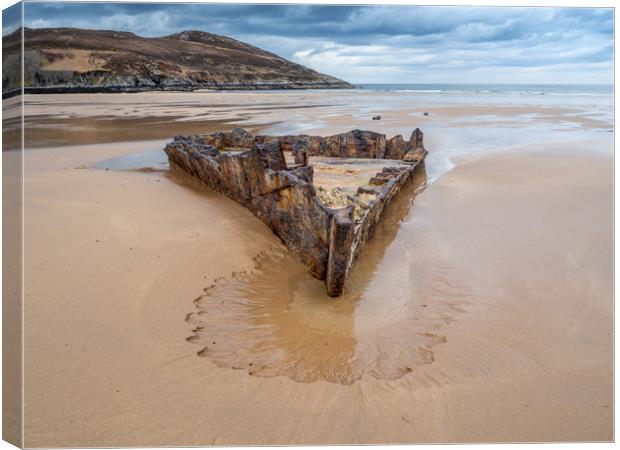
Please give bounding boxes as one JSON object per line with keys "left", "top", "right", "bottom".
{"left": 20, "top": 115, "right": 269, "bottom": 149}
{"left": 182, "top": 167, "right": 466, "bottom": 385}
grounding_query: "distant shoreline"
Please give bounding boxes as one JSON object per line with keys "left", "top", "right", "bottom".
{"left": 4, "top": 82, "right": 612, "bottom": 99}
{"left": 2, "top": 82, "right": 355, "bottom": 99}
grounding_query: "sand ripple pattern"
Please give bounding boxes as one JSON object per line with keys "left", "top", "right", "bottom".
{"left": 186, "top": 244, "right": 471, "bottom": 385}
{"left": 185, "top": 176, "right": 474, "bottom": 385}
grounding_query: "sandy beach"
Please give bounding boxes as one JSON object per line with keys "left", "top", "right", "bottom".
{"left": 14, "top": 89, "right": 613, "bottom": 445}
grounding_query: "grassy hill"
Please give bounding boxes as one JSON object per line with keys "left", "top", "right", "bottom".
{"left": 2, "top": 27, "right": 353, "bottom": 96}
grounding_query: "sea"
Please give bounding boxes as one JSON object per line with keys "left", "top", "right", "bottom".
{"left": 356, "top": 83, "right": 613, "bottom": 96}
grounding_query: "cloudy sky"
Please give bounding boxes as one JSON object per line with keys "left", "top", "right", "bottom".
{"left": 5, "top": 2, "right": 614, "bottom": 84}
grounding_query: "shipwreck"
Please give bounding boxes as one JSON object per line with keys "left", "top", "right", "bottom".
{"left": 164, "top": 127, "right": 428, "bottom": 296}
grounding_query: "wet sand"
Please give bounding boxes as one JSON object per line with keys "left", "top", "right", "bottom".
{"left": 18, "top": 91, "right": 613, "bottom": 445}
{"left": 6, "top": 90, "right": 613, "bottom": 150}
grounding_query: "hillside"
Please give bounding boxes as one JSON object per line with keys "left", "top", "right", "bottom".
{"left": 2, "top": 27, "right": 353, "bottom": 96}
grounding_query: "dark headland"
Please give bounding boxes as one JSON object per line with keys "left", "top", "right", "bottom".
{"left": 2, "top": 27, "right": 354, "bottom": 97}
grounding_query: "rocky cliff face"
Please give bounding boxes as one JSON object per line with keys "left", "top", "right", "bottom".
{"left": 164, "top": 128, "right": 428, "bottom": 296}
{"left": 2, "top": 27, "right": 353, "bottom": 96}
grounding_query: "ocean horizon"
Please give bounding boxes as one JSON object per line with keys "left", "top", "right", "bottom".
{"left": 356, "top": 83, "right": 613, "bottom": 95}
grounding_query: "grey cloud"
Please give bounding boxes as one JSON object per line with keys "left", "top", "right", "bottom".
{"left": 13, "top": 2, "right": 615, "bottom": 84}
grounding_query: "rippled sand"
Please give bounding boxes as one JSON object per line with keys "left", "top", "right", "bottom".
{"left": 17, "top": 91, "right": 613, "bottom": 445}
{"left": 184, "top": 168, "right": 462, "bottom": 385}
